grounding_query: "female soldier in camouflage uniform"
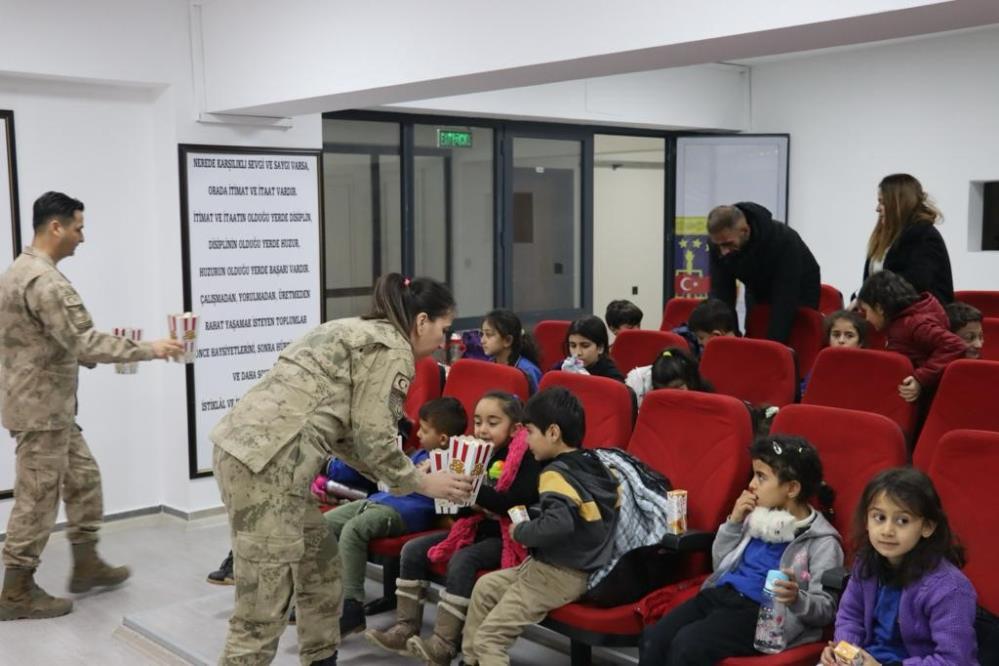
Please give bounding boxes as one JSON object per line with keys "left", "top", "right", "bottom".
{"left": 212, "top": 274, "right": 472, "bottom": 666}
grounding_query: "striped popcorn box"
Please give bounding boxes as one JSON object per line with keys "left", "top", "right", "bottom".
{"left": 467, "top": 440, "right": 494, "bottom": 506}
{"left": 168, "top": 312, "right": 199, "bottom": 363}
{"left": 449, "top": 436, "right": 476, "bottom": 508}
{"left": 429, "top": 448, "right": 452, "bottom": 514}
{"left": 377, "top": 435, "right": 406, "bottom": 493}
{"left": 112, "top": 327, "right": 142, "bottom": 374}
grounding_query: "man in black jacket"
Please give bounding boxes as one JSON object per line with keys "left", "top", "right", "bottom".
{"left": 707, "top": 202, "right": 820, "bottom": 343}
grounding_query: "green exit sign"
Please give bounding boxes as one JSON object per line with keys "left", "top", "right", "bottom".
{"left": 437, "top": 129, "right": 473, "bottom": 148}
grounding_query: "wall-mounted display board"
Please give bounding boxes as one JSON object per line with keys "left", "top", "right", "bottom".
{"left": 0, "top": 110, "right": 23, "bottom": 501}
{"left": 179, "top": 145, "right": 324, "bottom": 478}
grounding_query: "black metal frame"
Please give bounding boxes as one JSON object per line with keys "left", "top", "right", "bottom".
{"left": 178, "top": 144, "right": 326, "bottom": 479}
{"left": 322, "top": 140, "right": 455, "bottom": 305}
{"left": 0, "top": 109, "right": 21, "bottom": 501}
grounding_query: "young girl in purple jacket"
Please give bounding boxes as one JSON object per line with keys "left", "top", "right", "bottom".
{"left": 821, "top": 467, "right": 978, "bottom": 666}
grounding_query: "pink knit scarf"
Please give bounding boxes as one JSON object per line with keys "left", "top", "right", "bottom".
{"left": 427, "top": 427, "right": 530, "bottom": 569}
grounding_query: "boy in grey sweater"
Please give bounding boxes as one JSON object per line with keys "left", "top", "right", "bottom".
{"left": 461, "top": 387, "right": 619, "bottom": 666}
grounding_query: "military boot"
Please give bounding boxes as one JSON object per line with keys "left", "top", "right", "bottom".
{"left": 0, "top": 567, "right": 73, "bottom": 620}
{"left": 406, "top": 590, "right": 469, "bottom": 665}
{"left": 68, "top": 542, "right": 130, "bottom": 593}
{"left": 206, "top": 551, "right": 234, "bottom": 585}
{"left": 364, "top": 578, "right": 428, "bottom": 655}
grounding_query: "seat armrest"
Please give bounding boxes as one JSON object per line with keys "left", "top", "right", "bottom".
{"left": 659, "top": 529, "right": 714, "bottom": 553}
{"left": 821, "top": 566, "right": 850, "bottom": 592}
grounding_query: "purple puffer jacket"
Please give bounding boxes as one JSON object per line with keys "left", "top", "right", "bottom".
{"left": 834, "top": 558, "right": 979, "bottom": 665}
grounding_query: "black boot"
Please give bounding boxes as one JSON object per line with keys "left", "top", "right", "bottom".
{"left": 310, "top": 651, "right": 337, "bottom": 666}
{"left": 206, "top": 551, "right": 234, "bottom": 586}
{"left": 340, "top": 598, "right": 367, "bottom": 636}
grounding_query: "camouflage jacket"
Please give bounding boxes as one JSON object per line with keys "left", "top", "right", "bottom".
{"left": 0, "top": 247, "right": 155, "bottom": 431}
{"left": 211, "top": 317, "right": 420, "bottom": 494}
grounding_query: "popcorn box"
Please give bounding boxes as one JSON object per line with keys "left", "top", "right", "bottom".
{"left": 666, "top": 489, "right": 688, "bottom": 535}
{"left": 168, "top": 312, "right": 199, "bottom": 363}
{"left": 112, "top": 327, "right": 142, "bottom": 374}
{"left": 507, "top": 505, "right": 530, "bottom": 524}
{"left": 449, "top": 436, "right": 493, "bottom": 508}
{"left": 429, "top": 449, "right": 455, "bottom": 514}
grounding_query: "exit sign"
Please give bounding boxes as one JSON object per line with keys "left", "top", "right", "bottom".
{"left": 437, "top": 129, "right": 473, "bottom": 148}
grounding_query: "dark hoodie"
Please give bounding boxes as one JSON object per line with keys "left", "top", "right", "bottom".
{"left": 586, "top": 355, "right": 625, "bottom": 383}
{"left": 709, "top": 202, "right": 821, "bottom": 343}
{"left": 513, "top": 449, "right": 619, "bottom": 572}
{"left": 886, "top": 292, "right": 967, "bottom": 389}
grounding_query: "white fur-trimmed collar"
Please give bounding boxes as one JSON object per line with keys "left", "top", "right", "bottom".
{"left": 747, "top": 507, "right": 816, "bottom": 544}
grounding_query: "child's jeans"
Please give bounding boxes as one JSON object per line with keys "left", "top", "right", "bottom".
{"left": 323, "top": 500, "right": 405, "bottom": 602}
{"left": 399, "top": 532, "right": 501, "bottom": 598}
{"left": 462, "top": 557, "right": 588, "bottom": 666}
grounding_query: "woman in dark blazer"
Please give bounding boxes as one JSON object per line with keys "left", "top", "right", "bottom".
{"left": 862, "top": 174, "right": 953, "bottom": 304}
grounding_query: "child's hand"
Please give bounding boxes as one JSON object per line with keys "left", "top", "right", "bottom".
{"left": 772, "top": 569, "right": 799, "bottom": 604}
{"left": 819, "top": 642, "right": 837, "bottom": 666}
{"left": 508, "top": 522, "right": 519, "bottom": 542}
{"left": 898, "top": 376, "right": 921, "bottom": 402}
{"left": 729, "top": 490, "right": 757, "bottom": 524}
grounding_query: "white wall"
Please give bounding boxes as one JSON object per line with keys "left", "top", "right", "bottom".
{"left": 0, "top": 0, "right": 321, "bottom": 532}
{"left": 196, "top": 0, "right": 994, "bottom": 116}
{"left": 749, "top": 26, "right": 999, "bottom": 299}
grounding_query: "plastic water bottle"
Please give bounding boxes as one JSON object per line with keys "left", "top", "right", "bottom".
{"left": 561, "top": 356, "right": 588, "bottom": 374}
{"left": 753, "top": 569, "right": 789, "bottom": 654}
{"left": 446, "top": 333, "right": 465, "bottom": 365}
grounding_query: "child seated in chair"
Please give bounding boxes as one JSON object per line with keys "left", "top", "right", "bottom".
{"left": 320, "top": 396, "right": 466, "bottom": 637}
{"left": 945, "top": 301, "right": 985, "bottom": 360}
{"left": 461, "top": 387, "right": 620, "bottom": 665}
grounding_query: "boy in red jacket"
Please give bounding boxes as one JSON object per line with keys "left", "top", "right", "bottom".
{"left": 857, "top": 271, "right": 966, "bottom": 403}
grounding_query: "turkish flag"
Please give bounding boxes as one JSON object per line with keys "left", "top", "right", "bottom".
{"left": 674, "top": 273, "right": 711, "bottom": 297}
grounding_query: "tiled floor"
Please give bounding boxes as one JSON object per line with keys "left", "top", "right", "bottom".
{"left": 0, "top": 514, "right": 637, "bottom": 665}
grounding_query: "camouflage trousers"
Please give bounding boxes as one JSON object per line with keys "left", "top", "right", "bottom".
{"left": 214, "top": 441, "right": 341, "bottom": 665}
{"left": 2, "top": 425, "right": 103, "bottom": 570}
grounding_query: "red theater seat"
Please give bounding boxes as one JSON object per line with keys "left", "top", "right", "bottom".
{"left": 443, "top": 359, "right": 531, "bottom": 433}
{"left": 818, "top": 284, "right": 843, "bottom": 315}
{"left": 611, "top": 329, "right": 690, "bottom": 375}
{"left": 913, "top": 359, "right": 999, "bottom": 469}
{"left": 982, "top": 317, "right": 999, "bottom": 361}
{"left": 533, "top": 320, "right": 571, "bottom": 372}
{"left": 803, "top": 347, "right": 918, "bottom": 440}
{"left": 402, "top": 356, "right": 445, "bottom": 448}
{"left": 700, "top": 336, "right": 797, "bottom": 407}
{"left": 928, "top": 429, "right": 999, "bottom": 617}
{"left": 746, "top": 305, "right": 824, "bottom": 376}
{"left": 954, "top": 290, "right": 999, "bottom": 318}
{"left": 660, "top": 297, "right": 701, "bottom": 331}
{"left": 539, "top": 372, "right": 634, "bottom": 449}
{"left": 541, "top": 390, "right": 753, "bottom": 663}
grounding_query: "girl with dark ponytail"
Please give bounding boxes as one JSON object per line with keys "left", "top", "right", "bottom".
{"left": 640, "top": 434, "right": 844, "bottom": 664}
{"left": 211, "top": 272, "right": 471, "bottom": 664}
{"left": 479, "top": 309, "right": 543, "bottom": 393}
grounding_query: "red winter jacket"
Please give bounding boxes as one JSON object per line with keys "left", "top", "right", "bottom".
{"left": 885, "top": 293, "right": 967, "bottom": 389}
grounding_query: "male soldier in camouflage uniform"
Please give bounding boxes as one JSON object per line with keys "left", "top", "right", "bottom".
{"left": 212, "top": 287, "right": 471, "bottom": 666}
{"left": 0, "top": 192, "right": 183, "bottom": 621}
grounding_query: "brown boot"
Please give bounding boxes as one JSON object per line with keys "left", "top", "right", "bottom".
{"left": 364, "top": 578, "right": 428, "bottom": 655}
{"left": 406, "top": 591, "right": 469, "bottom": 665}
{"left": 68, "top": 542, "right": 130, "bottom": 593}
{"left": 0, "top": 567, "right": 73, "bottom": 620}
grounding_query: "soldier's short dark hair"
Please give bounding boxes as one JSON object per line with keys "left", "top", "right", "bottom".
{"left": 524, "top": 387, "right": 586, "bottom": 448}
{"left": 33, "top": 191, "right": 84, "bottom": 231}
{"left": 417, "top": 397, "right": 467, "bottom": 438}
{"left": 605, "top": 300, "right": 643, "bottom": 330}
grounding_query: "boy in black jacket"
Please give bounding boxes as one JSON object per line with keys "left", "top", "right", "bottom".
{"left": 460, "top": 387, "right": 619, "bottom": 666}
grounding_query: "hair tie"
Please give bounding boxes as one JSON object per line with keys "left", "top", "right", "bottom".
{"left": 403, "top": 277, "right": 411, "bottom": 287}
{"left": 661, "top": 350, "right": 672, "bottom": 358}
